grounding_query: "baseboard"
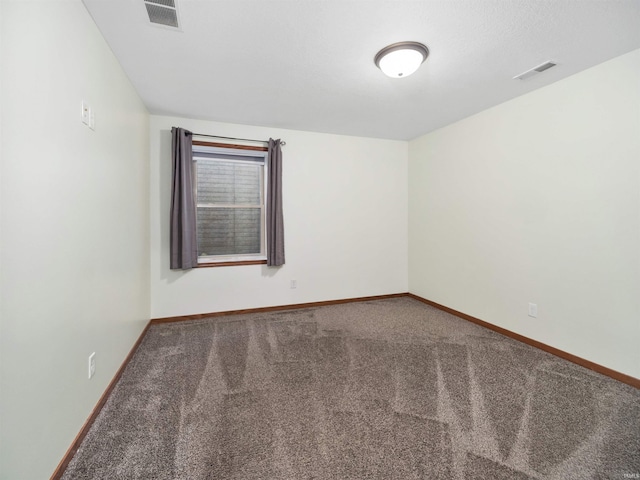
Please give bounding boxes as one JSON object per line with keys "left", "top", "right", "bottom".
{"left": 150, "top": 293, "right": 409, "bottom": 324}
{"left": 50, "top": 321, "right": 152, "bottom": 480}
{"left": 407, "top": 293, "right": 640, "bottom": 390}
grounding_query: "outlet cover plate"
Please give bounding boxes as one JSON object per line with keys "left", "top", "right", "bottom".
{"left": 88, "top": 352, "right": 96, "bottom": 379}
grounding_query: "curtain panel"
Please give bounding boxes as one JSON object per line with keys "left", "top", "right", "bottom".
{"left": 267, "top": 139, "right": 285, "bottom": 266}
{"left": 170, "top": 127, "right": 198, "bottom": 270}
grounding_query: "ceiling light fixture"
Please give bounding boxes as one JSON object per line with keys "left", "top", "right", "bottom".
{"left": 374, "top": 41, "right": 429, "bottom": 78}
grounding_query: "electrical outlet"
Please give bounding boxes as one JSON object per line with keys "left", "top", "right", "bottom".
{"left": 81, "top": 101, "right": 91, "bottom": 126}
{"left": 290, "top": 279, "right": 297, "bottom": 289}
{"left": 88, "top": 352, "right": 96, "bottom": 379}
{"left": 528, "top": 303, "right": 538, "bottom": 318}
{"left": 81, "top": 101, "right": 95, "bottom": 130}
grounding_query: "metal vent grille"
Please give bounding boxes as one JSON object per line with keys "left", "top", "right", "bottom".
{"left": 146, "top": 0, "right": 175, "bottom": 7}
{"left": 513, "top": 61, "right": 557, "bottom": 80}
{"left": 144, "top": 0, "right": 179, "bottom": 28}
{"left": 534, "top": 62, "right": 556, "bottom": 73}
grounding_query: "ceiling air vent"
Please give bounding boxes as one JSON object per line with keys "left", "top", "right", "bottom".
{"left": 513, "top": 61, "right": 557, "bottom": 81}
{"left": 144, "top": 0, "right": 179, "bottom": 29}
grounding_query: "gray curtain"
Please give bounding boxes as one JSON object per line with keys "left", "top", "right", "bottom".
{"left": 170, "top": 127, "right": 197, "bottom": 270}
{"left": 267, "top": 139, "right": 285, "bottom": 266}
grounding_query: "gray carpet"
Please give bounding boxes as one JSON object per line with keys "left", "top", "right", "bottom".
{"left": 61, "top": 297, "right": 640, "bottom": 479}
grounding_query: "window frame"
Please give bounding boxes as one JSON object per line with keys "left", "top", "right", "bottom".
{"left": 192, "top": 142, "right": 269, "bottom": 266}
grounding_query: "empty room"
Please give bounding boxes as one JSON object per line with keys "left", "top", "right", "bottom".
{"left": 1, "top": 0, "right": 639, "bottom": 478}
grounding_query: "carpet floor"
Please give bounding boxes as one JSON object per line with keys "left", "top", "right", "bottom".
{"left": 61, "top": 297, "right": 640, "bottom": 479}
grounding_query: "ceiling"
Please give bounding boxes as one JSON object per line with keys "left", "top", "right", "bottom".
{"left": 82, "top": 0, "right": 640, "bottom": 141}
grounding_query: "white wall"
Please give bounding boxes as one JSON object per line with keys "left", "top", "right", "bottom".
{"left": 409, "top": 49, "right": 640, "bottom": 378}
{"left": 151, "top": 115, "right": 408, "bottom": 318}
{"left": 0, "top": 2, "right": 150, "bottom": 478}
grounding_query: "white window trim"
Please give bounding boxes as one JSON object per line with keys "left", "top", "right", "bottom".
{"left": 193, "top": 145, "right": 268, "bottom": 265}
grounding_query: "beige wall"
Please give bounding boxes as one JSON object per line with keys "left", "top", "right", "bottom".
{"left": 0, "top": 1, "right": 150, "bottom": 478}
{"left": 409, "top": 49, "right": 640, "bottom": 378}
{"left": 150, "top": 115, "right": 409, "bottom": 318}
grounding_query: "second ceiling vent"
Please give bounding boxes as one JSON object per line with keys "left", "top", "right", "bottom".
{"left": 513, "top": 61, "right": 557, "bottom": 81}
{"left": 144, "top": 0, "right": 179, "bottom": 29}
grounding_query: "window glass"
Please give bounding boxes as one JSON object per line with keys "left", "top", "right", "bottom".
{"left": 193, "top": 145, "right": 267, "bottom": 263}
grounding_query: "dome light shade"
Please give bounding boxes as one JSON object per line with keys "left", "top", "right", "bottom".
{"left": 374, "top": 42, "right": 429, "bottom": 78}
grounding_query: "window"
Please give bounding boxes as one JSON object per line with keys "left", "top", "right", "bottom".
{"left": 193, "top": 143, "right": 268, "bottom": 265}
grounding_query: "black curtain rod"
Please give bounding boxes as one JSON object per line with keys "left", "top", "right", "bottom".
{"left": 192, "top": 133, "right": 286, "bottom": 146}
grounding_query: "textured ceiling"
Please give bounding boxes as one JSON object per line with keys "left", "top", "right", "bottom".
{"left": 82, "top": 0, "right": 640, "bottom": 140}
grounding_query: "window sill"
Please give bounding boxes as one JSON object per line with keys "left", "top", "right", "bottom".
{"left": 195, "top": 259, "right": 267, "bottom": 268}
